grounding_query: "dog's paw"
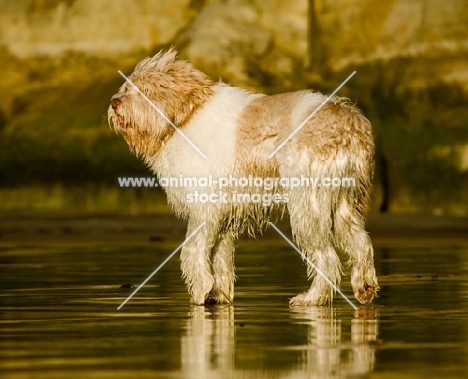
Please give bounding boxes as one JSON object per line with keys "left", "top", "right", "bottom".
{"left": 190, "top": 291, "right": 212, "bottom": 306}
{"left": 190, "top": 298, "right": 206, "bottom": 306}
{"left": 289, "top": 291, "right": 329, "bottom": 307}
{"left": 204, "top": 289, "right": 232, "bottom": 305}
{"left": 354, "top": 284, "right": 378, "bottom": 305}
{"left": 204, "top": 294, "right": 220, "bottom": 305}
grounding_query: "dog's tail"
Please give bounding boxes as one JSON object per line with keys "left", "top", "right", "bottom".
{"left": 340, "top": 103, "right": 374, "bottom": 219}
{"left": 329, "top": 103, "right": 375, "bottom": 263}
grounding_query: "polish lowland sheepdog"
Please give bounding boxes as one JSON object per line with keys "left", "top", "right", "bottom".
{"left": 108, "top": 49, "right": 379, "bottom": 307}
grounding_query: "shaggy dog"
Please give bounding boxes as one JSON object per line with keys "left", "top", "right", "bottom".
{"left": 108, "top": 49, "right": 379, "bottom": 306}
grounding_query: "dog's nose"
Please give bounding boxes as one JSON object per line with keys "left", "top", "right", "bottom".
{"left": 111, "top": 97, "right": 122, "bottom": 110}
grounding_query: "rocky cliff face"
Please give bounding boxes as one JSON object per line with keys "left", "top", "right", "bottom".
{"left": 0, "top": 0, "right": 193, "bottom": 57}
{"left": 2, "top": 0, "right": 466, "bottom": 84}
{"left": 2, "top": 0, "right": 467, "bottom": 91}
{"left": 0, "top": 0, "right": 467, "bottom": 214}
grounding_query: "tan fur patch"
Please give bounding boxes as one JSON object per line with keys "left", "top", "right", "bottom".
{"left": 235, "top": 91, "right": 312, "bottom": 177}
{"left": 296, "top": 102, "right": 374, "bottom": 159}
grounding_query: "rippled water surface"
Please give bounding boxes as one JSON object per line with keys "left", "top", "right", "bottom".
{"left": 1, "top": 236, "right": 468, "bottom": 378}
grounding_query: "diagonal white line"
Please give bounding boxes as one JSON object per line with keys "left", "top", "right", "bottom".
{"left": 118, "top": 70, "right": 207, "bottom": 159}
{"left": 117, "top": 221, "right": 206, "bottom": 310}
{"left": 268, "top": 222, "right": 357, "bottom": 309}
{"left": 268, "top": 71, "right": 356, "bottom": 159}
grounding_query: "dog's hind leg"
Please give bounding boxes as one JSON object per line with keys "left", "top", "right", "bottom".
{"left": 334, "top": 195, "right": 379, "bottom": 304}
{"left": 205, "top": 231, "right": 237, "bottom": 305}
{"left": 180, "top": 218, "right": 218, "bottom": 305}
{"left": 288, "top": 189, "right": 343, "bottom": 306}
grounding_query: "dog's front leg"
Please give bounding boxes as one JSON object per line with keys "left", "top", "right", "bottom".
{"left": 205, "top": 231, "right": 237, "bottom": 305}
{"left": 180, "top": 218, "right": 218, "bottom": 305}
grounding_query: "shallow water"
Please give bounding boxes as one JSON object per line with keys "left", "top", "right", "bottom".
{"left": 1, "top": 238, "right": 468, "bottom": 378}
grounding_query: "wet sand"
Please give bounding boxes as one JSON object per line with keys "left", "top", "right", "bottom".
{"left": 1, "top": 213, "right": 467, "bottom": 245}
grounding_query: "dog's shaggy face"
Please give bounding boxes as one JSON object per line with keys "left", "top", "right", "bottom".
{"left": 108, "top": 49, "right": 214, "bottom": 155}
{"left": 109, "top": 49, "right": 379, "bottom": 307}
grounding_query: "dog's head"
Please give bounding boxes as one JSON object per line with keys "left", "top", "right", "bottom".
{"left": 108, "top": 48, "right": 214, "bottom": 155}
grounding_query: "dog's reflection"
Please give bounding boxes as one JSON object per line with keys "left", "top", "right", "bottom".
{"left": 181, "top": 305, "right": 234, "bottom": 376}
{"left": 289, "top": 307, "right": 379, "bottom": 378}
{"left": 181, "top": 305, "right": 379, "bottom": 377}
